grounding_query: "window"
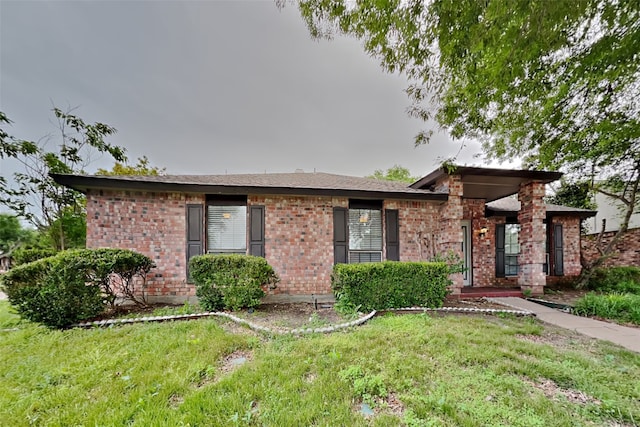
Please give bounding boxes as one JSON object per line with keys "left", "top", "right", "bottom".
{"left": 504, "top": 224, "right": 520, "bottom": 276}
{"left": 348, "top": 208, "right": 382, "bottom": 263}
{"left": 207, "top": 204, "right": 247, "bottom": 254}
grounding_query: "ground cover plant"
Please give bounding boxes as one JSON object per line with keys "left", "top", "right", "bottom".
{"left": 1, "top": 301, "right": 639, "bottom": 426}
{"left": 574, "top": 293, "right": 640, "bottom": 326}
{"left": 572, "top": 267, "right": 640, "bottom": 326}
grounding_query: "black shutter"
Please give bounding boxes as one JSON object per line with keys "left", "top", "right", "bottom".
{"left": 495, "top": 224, "right": 505, "bottom": 277}
{"left": 553, "top": 224, "right": 564, "bottom": 276}
{"left": 385, "top": 209, "right": 400, "bottom": 261}
{"left": 186, "top": 204, "right": 204, "bottom": 280}
{"left": 249, "top": 205, "right": 265, "bottom": 257}
{"left": 334, "top": 207, "right": 348, "bottom": 264}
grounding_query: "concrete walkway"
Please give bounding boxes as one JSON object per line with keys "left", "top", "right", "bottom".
{"left": 489, "top": 297, "right": 640, "bottom": 353}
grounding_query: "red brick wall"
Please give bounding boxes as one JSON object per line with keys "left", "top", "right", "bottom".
{"left": 384, "top": 200, "right": 439, "bottom": 261}
{"left": 581, "top": 227, "right": 640, "bottom": 267}
{"left": 249, "top": 195, "right": 341, "bottom": 295}
{"left": 517, "top": 182, "right": 547, "bottom": 294}
{"left": 86, "top": 190, "right": 204, "bottom": 297}
{"left": 435, "top": 175, "right": 464, "bottom": 293}
{"left": 552, "top": 216, "right": 582, "bottom": 276}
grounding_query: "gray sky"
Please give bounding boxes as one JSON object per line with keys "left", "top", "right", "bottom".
{"left": 1, "top": 0, "right": 497, "bottom": 180}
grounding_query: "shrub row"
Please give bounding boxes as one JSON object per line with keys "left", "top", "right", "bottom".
{"left": 586, "top": 266, "right": 640, "bottom": 295}
{"left": 0, "top": 249, "right": 155, "bottom": 328}
{"left": 189, "top": 254, "right": 279, "bottom": 311}
{"left": 574, "top": 293, "right": 640, "bottom": 326}
{"left": 11, "top": 248, "right": 58, "bottom": 266}
{"left": 331, "top": 261, "right": 451, "bottom": 313}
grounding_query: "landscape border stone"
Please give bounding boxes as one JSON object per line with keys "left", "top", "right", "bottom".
{"left": 71, "top": 305, "right": 534, "bottom": 333}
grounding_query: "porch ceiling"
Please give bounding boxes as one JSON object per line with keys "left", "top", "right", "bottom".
{"left": 411, "top": 166, "right": 563, "bottom": 202}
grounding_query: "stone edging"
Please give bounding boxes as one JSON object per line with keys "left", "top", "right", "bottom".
{"left": 72, "top": 305, "right": 533, "bottom": 334}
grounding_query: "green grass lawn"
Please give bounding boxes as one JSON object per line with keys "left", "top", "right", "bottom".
{"left": 1, "top": 301, "right": 639, "bottom": 427}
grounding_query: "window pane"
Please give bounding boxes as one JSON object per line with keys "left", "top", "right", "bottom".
{"left": 505, "top": 224, "right": 520, "bottom": 276}
{"left": 505, "top": 224, "right": 520, "bottom": 255}
{"left": 349, "top": 251, "right": 382, "bottom": 263}
{"left": 348, "top": 208, "right": 382, "bottom": 251}
{"left": 207, "top": 205, "right": 247, "bottom": 252}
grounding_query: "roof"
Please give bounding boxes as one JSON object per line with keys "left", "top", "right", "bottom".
{"left": 411, "top": 165, "right": 563, "bottom": 202}
{"left": 50, "top": 172, "right": 448, "bottom": 201}
{"left": 486, "top": 198, "right": 597, "bottom": 218}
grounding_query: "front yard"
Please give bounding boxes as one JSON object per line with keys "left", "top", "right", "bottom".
{"left": 1, "top": 301, "right": 639, "bottom": 426}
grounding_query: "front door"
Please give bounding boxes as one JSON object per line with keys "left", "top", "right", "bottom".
{"left": 461, "top": 220, "right": 472, "bottom": 286}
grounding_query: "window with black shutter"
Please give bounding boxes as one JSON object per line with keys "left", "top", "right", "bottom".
{"left": 385, "top": 209, "right": 400, "bottom": 261}
{"left": 553, "top": 224, "right": 564, "bottom": 276}
{"left": 186, "top": 204, "right": 203, "bottom": 280}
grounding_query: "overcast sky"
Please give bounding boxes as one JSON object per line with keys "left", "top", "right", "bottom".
{"left": 1, "top": 0, "right": 501, "bottom": 180}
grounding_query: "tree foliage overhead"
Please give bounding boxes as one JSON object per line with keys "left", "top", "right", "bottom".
{"left": 0, "top": 108, "right": 126, "bottom": 250}
{"left": 299, "top": 0, "right": 639, "bottom": 171}
{"left": 299, "top": 0, "right": 639, "bottom": 275}
{"left": 367, "top": 164, "right": 419, "bottom": 183}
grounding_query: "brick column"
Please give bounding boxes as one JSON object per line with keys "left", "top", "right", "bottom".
{"left": 517, "top": 181, "right": 546, "bottom": 296}
{"left": 436, "top": 175, "right": 464, "bottom": 295}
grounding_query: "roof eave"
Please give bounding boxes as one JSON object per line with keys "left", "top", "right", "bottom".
{"left": 51, "top": 174, "right": 448, "bottom": 202}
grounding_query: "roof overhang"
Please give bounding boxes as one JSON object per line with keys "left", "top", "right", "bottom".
{"left": 411, "top": 166, "right": 563, "bottom": 202}
{"left": 51, "top": 174, "right": 448, "bottom": 202}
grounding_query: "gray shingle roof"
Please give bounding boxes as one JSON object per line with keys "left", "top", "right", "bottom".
{"left": 51, "top": 172, "right": 448, "bottom": 200}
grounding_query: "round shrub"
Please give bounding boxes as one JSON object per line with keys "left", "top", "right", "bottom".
{"left": 189, "top": 254, "right": 279, "bottom": 311}
{"left": 0, "top": 248, "right": 156, "bottom": 328}
{"left": 1, "top": 256, "right": 104, "bottom": 329}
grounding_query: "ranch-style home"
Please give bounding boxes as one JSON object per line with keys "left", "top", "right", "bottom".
{"left": 52, "top": 165, "right": 596, "bottom": 302}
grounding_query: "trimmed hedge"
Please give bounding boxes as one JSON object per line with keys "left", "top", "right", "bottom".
{"left": 0, "top": 248, "right": 155, "bottom": 328}
{"left": 586, "top": 267, "right": 640, "bottom": 295}
{"left": 331, "top": 261, "right": 451, "bottom": 312}
{"left": 189, "top": 254, "right": 279, "bottom": 311}
{"left": 11, "top": 248, "right": 57, "bottom": 266}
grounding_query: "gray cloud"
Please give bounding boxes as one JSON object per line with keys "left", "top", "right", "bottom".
{"left": 1, "top": 0, "right": 489, "bottom": 181}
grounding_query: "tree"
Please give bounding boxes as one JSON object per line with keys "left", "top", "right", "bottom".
{"left": 367, "top": 165, "right": 418, "bottom": 183}
{"left": 96, "top": 155, "right": 165, "bottom": 176}
{"left": 0, "top": 214, "right": 36, "bottom": 254}
{"left": 298, "top": 0, "right": 640, "bottom": 278}
{"left": 546, "top": 180, "right": 596, "bottom": 212}
{"left": 0, "top": 108, "right": 127, "bottom": 250}
{"left": 546, "top": 179, "right": 596, "bottom": 234}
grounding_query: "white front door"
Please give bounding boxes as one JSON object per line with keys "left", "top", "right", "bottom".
{"left": 461, "top": 220, "right": 472, "bottom": 286}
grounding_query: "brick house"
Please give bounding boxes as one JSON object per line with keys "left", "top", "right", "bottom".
{"left": 52, "top": 166, "right": 596, "bottom": 302}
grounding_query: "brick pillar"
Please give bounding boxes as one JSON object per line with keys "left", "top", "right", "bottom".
{"left": 517, "top": 181, "right": 546, "bottom": 296}
{"left": 437, "top": 175, "right": 464, "bottom": 295}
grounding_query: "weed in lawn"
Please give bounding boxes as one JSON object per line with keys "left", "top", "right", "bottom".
{"left": 339, "top": 365, "right": 388, "bottom": 406}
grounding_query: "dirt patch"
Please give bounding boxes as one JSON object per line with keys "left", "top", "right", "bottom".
{"left": 523, "top": 378, "right": 601, "bottom": 406}
{"left": 540, "top": 289, "right": 590, "bottom": 306}
{"left": 515, "top": 329, "right": 601, "bottom": 352}
{"left": 217, "top": 349, "right": 253, "bottom": 378}
{"left": 235, "top": 303, "right": 345, "bottom": 331}
{"left": 444, "top": 298, "right": 509, "bottom": 310}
